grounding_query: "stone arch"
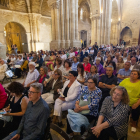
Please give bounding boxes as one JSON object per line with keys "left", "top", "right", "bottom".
{"left": 78, "top": 0, "right": 91, "bottom": 46}
{"left": 120, "top": 26, "right": 133, "bottom": 46}
{"left": 4, "top": 21, "right": 28, "bottom": 53}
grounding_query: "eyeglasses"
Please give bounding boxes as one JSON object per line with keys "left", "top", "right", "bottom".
{"left": 54, "top": 74, "right": 58, "bottom": 76}
{"left": 28, "top": 90, "right": 39, "bottom": 95}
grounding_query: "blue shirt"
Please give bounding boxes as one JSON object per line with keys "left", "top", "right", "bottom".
{"left": 118, "top": 68, "right": 131, "bottom": 83}
{"left": 72, "top": 62, "right": 79, "bottom": 71}
{"left": 17, "top": 98, "right": 50, "bottom": 140}
{"left": 77, "top": 86, "right": 102, "bottom": 116}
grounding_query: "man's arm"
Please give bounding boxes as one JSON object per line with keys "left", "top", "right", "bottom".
{"left": 22, "top": 108, "right": 50, "bottom": 140}
{"left": 104, "top": 84, "right": 116, "bottom": 89}
{"left": 17, "top": 114, "right": 25, "bottom": 134}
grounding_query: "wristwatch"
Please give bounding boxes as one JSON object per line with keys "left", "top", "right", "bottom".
{"left": 122, "top": 75, "right": 125, "bottom": 78}
{"left": 103, "top": 83, "right": 105, "bottom": 86}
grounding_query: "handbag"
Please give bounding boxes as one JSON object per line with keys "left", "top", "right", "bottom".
{"left": 0, "top": 114, "right": 13, "bottom": 122}
{"left": 79, "top": 92, "right": 91, "bottom": 115}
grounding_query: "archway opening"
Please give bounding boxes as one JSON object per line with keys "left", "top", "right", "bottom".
{"left": 120, "top": 26, "right": 132, "bottom": 46}
{"left": 4, "top": 22, "right": 28, "bottom": 54}
{"left": 78, "top": 0, "right": 91, "bottom": 46}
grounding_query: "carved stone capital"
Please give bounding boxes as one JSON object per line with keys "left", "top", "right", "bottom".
{"left": 48, "top": 0, "right": 60, "bottom": 9}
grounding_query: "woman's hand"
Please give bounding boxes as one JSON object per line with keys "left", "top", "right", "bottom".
{"left": 43, "top": 81, "right": 47, "bottom": 86}
{"left": 10, "top": 134, "right": 20, "bottom": 140}
{"left": 3, "top": 112, "right": 11, "bottom": 116}
{"left": 91, "top": 125, "right": 103, "bottom": 138}
{"left": 3, "top": 108, "right": 10, "bottom": 112}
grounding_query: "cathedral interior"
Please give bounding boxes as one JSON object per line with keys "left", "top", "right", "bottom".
{"left": 0, "top": 0, "right": 139, "bottom": 58}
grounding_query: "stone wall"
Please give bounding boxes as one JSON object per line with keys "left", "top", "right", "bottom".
{"left": 121, "top": 0, "right": 140, "bottom": 46}
{"left": 37, "top": 16, "right": 52, "bottom": 51}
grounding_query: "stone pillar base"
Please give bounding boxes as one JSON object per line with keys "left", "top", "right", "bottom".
{"left": 65, "top": 40, "right": 70, "bottom": 49}
{"left": 60, "top": 40, "right": 65, "bottom": 48}
{"left": 70, "top": 40, "right": 81, "bottom": 48}
{"left": 50, "top": 41, "right": 60, "bottom": 50}
{"left": 0, "top": 43, "right": 6, "bottom": 59}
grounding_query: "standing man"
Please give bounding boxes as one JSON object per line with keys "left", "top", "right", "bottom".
{"left": 93, "top": 42, "right": 98, "bottom": 59}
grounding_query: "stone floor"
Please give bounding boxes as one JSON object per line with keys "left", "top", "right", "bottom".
{"left": 1, "top": 78, "right": 140, "bottom": 140}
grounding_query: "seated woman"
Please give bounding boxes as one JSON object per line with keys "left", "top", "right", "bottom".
{"left": 45, "top": 51, "right": 56, "bottom": 71}
{"left": 83, "top": 57, "right": 91, "bottom": 73}
{"left": 36, "top": 54, "right": 43, "bottom": 69}
{"left": 0, "top": 82, "right": 29, "bottom": 139}
{"left": 66, "top": 77, "right": 102, "bottom": 138}
{"left": 72, "top": 57, "right": 79, "bottom": 71}
{"left": 85, "top": 65, "right": 99, "bottom": 85}
{"left": 41, "top": 69, "right": 63, "bottom": 104}
{"left": 62, "top": 59, "right": 72, "bottom": 82}
{"left": 14, "top": 58, "right": 28, "bottom": 78}
{"left": 52, "top": 71, "right": 81, "bottom": 126}
{"left": 116, "top": 56, "right": 124, "bottom": 74}
{"left": 0, "top": 60, "right": 8, "bottom": 81}
{"left": 54, "top": 57, "right": 64, "bottom": 73}
{"left": 0, "top": 84, "right": 8, "bottom": 110}
{"left": 77, "top": 63, "right": 86, "bottom": 85}
{"left": 119, "top": 69, "right": 140, "bottom": 133}
{"left": 86, "top": 86, "right": 130, "bottom": 140}
{"left": 36, "top": 66, "right": 49, "bottom": 93}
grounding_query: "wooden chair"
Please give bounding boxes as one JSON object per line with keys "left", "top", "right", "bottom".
{"left": 50, "top": 123, "right": 70, "bottom": 140}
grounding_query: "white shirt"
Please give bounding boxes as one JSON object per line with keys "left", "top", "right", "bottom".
{"left": 69, "top": 52, "right": 75, "bottom": 58}
{"left": 54, "top": 65, "right": 64, "bottom": 73}
{"left": 61, "top": 54, "right": 67, "bottom": 60}
{"left": 24, "top": 69, "right": 39, "bottom": 87}
{"left": 11, "top": 57, "right": 16, "bottom": 62}
{"left": 90, "top": 50, "right": 94, "bottom": 54}
{"left": 0, "top": 64, "right": 7, "bottom": 73}
{"left": 77, "top": 72, "right": 86, "bottom": 81}
{"left": 130, "top": 65, "right": 134, "bottom": 70}
{"left": 42, "top": 54, "right": 46, "bottom": 61}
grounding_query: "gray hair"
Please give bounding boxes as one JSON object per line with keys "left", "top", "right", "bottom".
{"left": 40, "top": 66, "right": 48, "bottom": 75}
{"left": 125, "top": 61, "right": 131, "bottom": 65}
{"left": 107, "top": 65, "right": 114, "bottom": 71}
{"left": 30, "top": 83, "right": 43, "bottom": 93}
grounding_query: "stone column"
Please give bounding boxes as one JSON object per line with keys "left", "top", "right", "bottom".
{"left": 60, "top": 0, "right": 65, "bottom": 48}
{"left": 75, "top": 0, "right": 78, "bottom": 40}
{"left": 70, "top": 0, "right": 75, "bottom": 41}
{"left": 51, "top": 6, "right": 55, "bottom": 41}
{"left": 26, "top": 32, "right": 32, "bottom": 52}
{"left": 117, "top": 21, "right": 121, "bottom": 44}
{"left": 91, "top": 17, "right": 96, "bottom": 45}
{"left": 97, "top": 16, "right": 101, "bottom": 46}
{"left": 65, "top": 0, "right": 70, "bottom": 48}
{"left": 48, "top": 0, "right": 60, "bottom": 49}
{"left": 29, "top": 13, "right": 40, "bottom": 51}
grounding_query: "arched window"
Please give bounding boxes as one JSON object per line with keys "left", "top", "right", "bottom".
{"left": 80, "top": 8, "right": 83, "bottom": 20}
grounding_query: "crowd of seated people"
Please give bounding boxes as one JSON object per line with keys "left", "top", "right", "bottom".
{"left": 0, "top": 43, "right": 140, "bottom": 139}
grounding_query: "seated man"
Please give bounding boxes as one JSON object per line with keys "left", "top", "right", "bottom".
{"left": 98, "top": 66, "right": 117, "bottom": 110}
{"left": 0, "top": 60, "right": 8, "bottom": 81}
{"left": 117, "top": 61, "right": 131, "bottom": 83}
{"left": 3, "top": 83, "right": 50, "bottom": 140}
{"left": 130, "top": 57, "right": 140, "bottom": 70}
{"left": 23, "top": 62, "right": 39, "bottom": 95}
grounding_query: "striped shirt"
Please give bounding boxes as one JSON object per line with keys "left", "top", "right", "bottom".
{"left": 100, "top": 96, "right": 130, "bottom": 139}
{"left": 77, "top": 86, "right": 102, "bottom": 116}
